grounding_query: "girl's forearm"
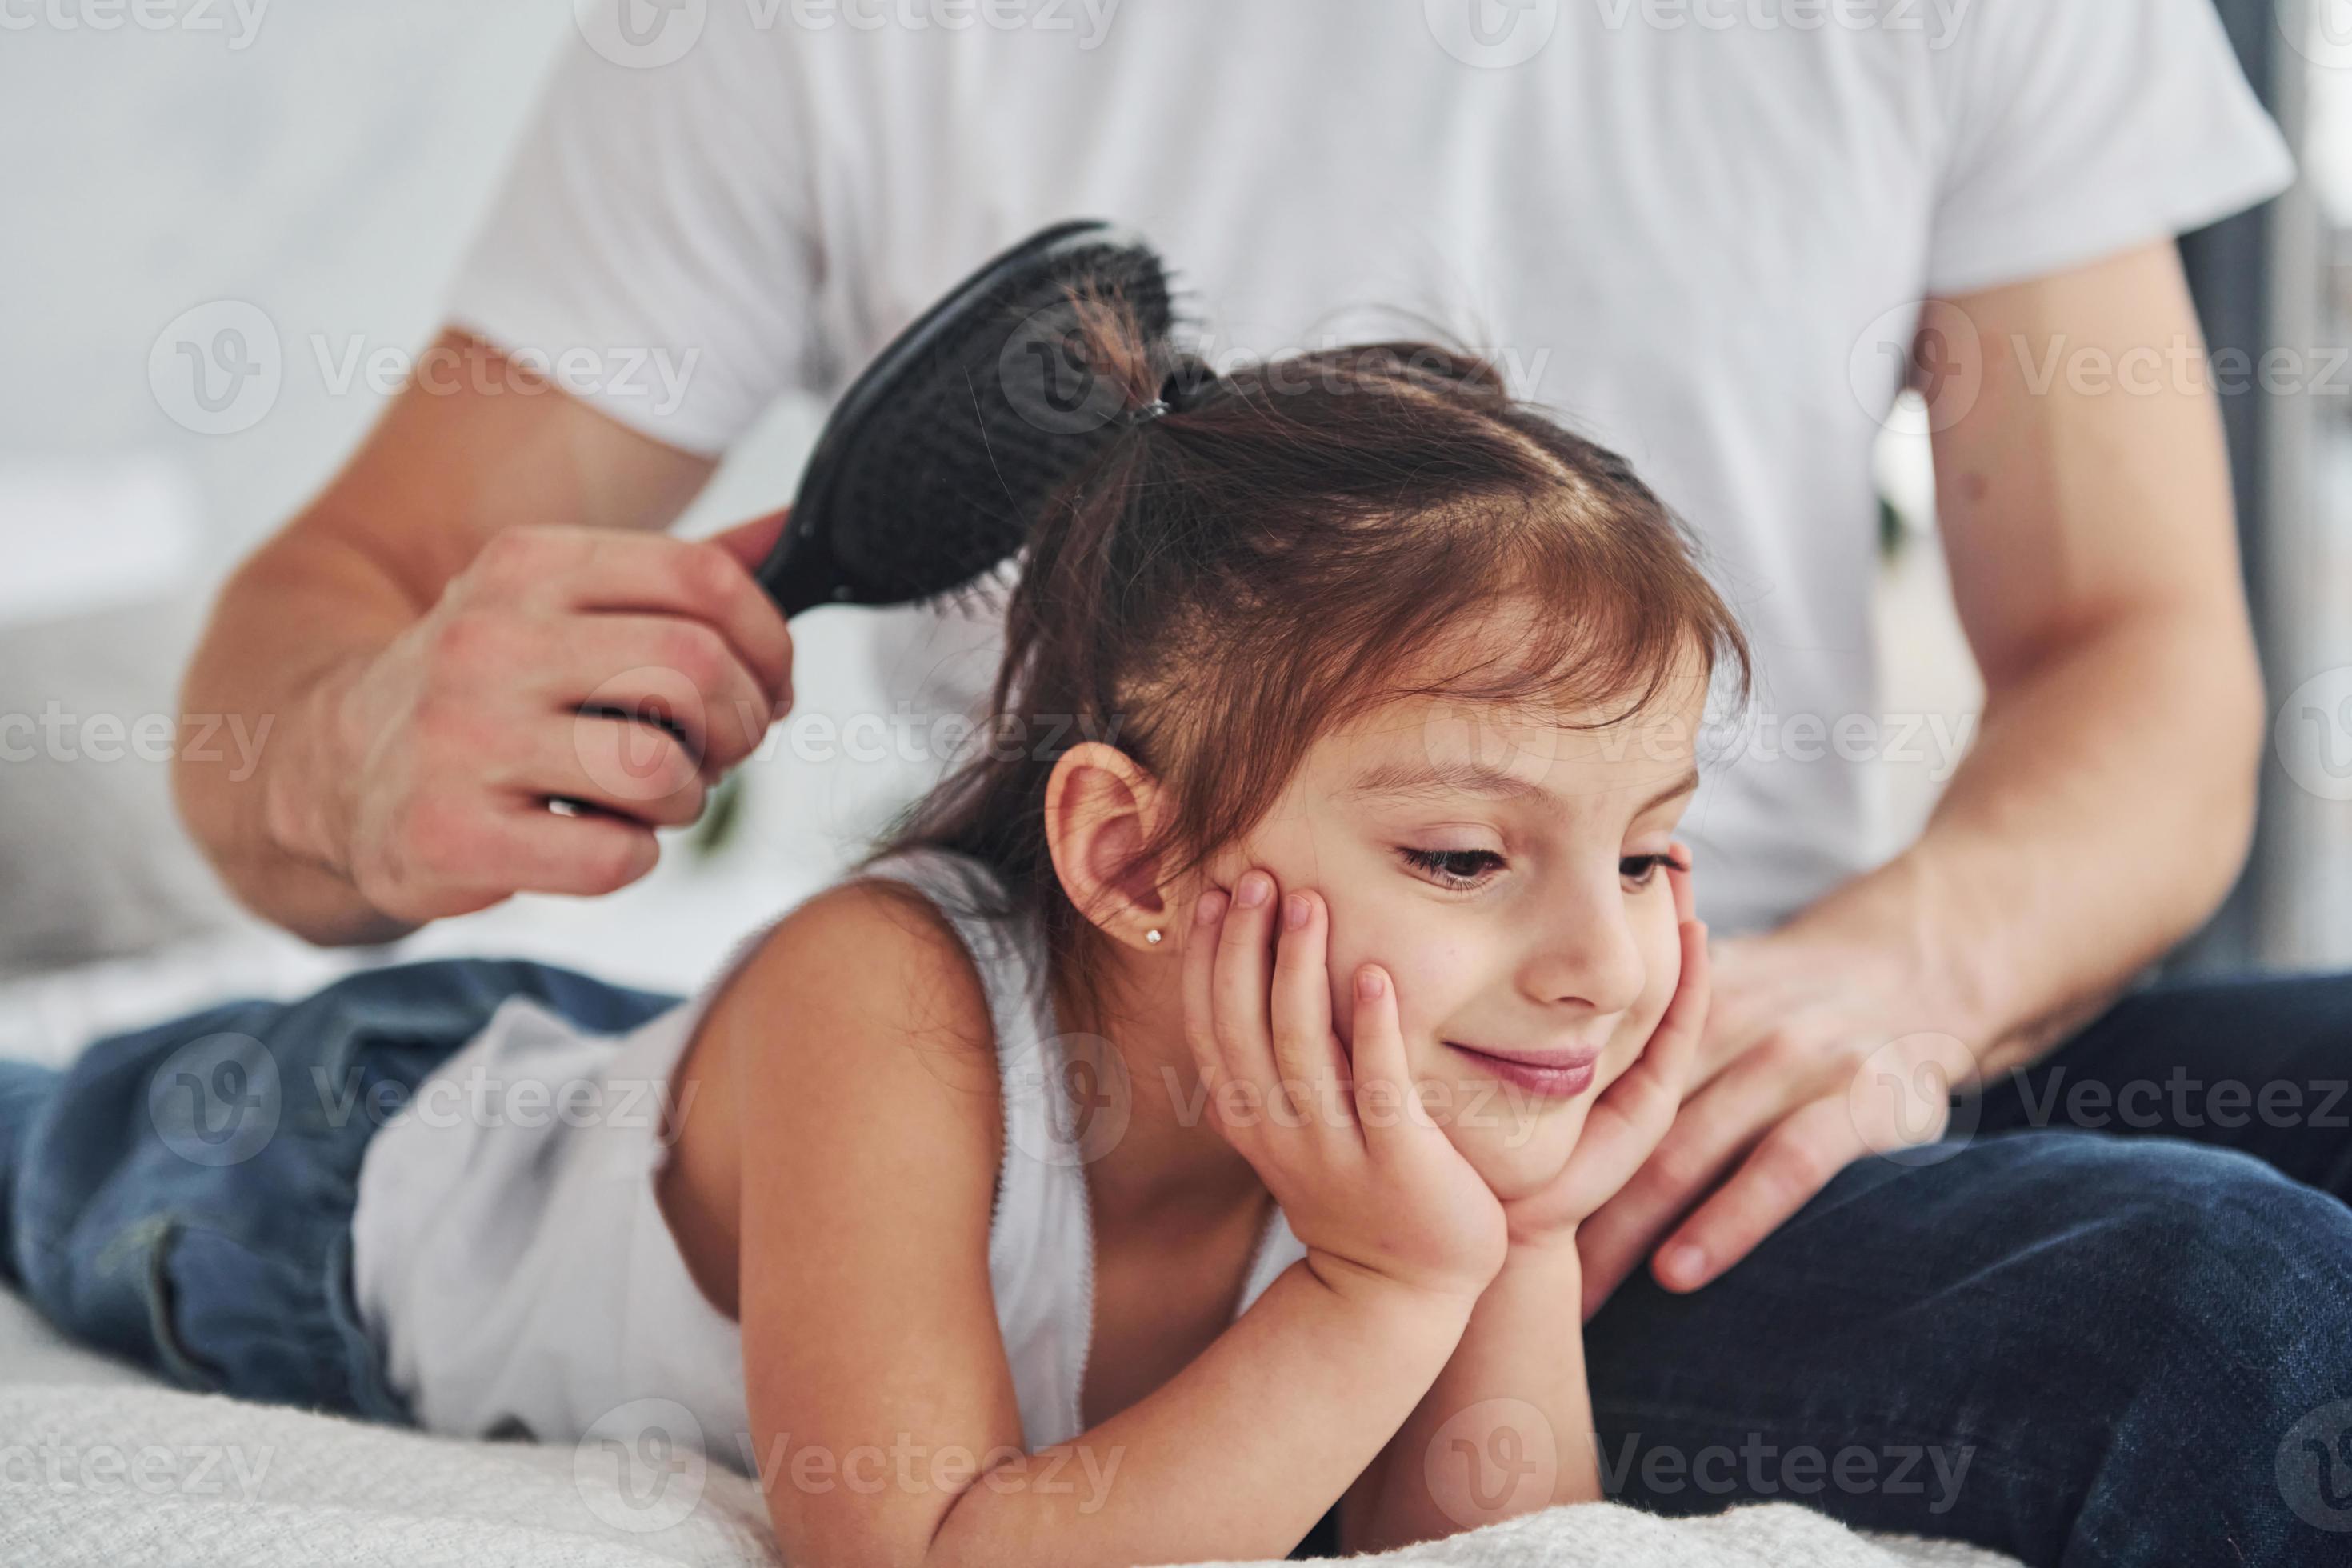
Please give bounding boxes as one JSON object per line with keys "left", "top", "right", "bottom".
{"left": 920, "top": 1258, "right": 1474, "bottom": 1568}
{"left": 1344, "top": 1241, "right": 1599, "bottom": 1554}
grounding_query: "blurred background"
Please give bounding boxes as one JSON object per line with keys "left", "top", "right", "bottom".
{"left": 0, "top": 0, "right": 2345, "bottom": 1054}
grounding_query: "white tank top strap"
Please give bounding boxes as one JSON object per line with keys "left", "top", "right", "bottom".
{"left": 846, "top": 846, "right": 1096, "bottom": 1450}
{"left": 852, "top": 847, "right": 1306, "bottom": 1449}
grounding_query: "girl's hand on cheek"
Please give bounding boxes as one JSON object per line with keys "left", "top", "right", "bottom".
{"left": 1505, "top": 844, "right": 1707, "bottom": 1253}
{"left": 1181, "top": 867, "right": 1508, "bottom": 1306}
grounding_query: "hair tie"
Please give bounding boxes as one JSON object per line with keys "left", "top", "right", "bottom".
{"left": 1126, "top": 360, "right": 1218, "bottom": 430}
{"left": 1162, "top": 358, "right": 1220, "bottom": 414}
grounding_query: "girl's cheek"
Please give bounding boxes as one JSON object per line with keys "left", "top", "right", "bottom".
{"left": 1638, "top": 926, "right": 1682, "bottom": 1034}
{"left": 1603, "top": 910, "right": 1681, "bottom": 1062}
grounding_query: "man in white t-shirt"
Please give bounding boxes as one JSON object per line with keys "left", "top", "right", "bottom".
{"left": 174, "top": 2, "right": 2352, "bottom": 1556}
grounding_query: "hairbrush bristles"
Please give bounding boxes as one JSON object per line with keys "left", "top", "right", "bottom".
{"left": 758, "top": 221, "right": 1177, "bottom": 618}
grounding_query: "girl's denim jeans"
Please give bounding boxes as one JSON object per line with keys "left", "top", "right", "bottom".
{"left": 6, "top": 959, "right": 2352, "bottom": 1566}
{"left": 0, "top": 958, "right": 677, "bottom": 1422}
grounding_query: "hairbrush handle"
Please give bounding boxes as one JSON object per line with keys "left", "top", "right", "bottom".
{"left": 754, "top": 505, "right": 849, "bottom": 619}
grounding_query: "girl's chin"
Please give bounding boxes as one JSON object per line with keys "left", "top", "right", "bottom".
{"left": 1450, "top": 1130, "right": 1580, "bottom": 1202}
{"left": 1418, "top": 1063, "right": 1592, "bottom": 1192}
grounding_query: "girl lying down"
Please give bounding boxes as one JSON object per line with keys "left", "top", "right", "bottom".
{"left": 0, "top": 292, "right": 1750, "bottom": 1564}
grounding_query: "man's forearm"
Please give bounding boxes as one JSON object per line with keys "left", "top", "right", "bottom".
{"left": 1776, "top": 602, "right": 2262, "bottom": 1084}
{"left": 170, "top": 329, "right": 726, "bottom": 946}
{"left": 1346, "top": 1242, "right": 1598, "bottom": 1553}
{"left": 173, "top": 529, "right": 426, "bottom": 946}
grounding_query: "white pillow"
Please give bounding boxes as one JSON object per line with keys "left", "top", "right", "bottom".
{"left": 0, "top": 590, "right": 254, "bottom": 982}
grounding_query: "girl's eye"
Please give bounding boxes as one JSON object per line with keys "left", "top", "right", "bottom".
{"left": 1398, "top": 846, "right": 1504, "bottom": 890}
{"left": 1620, "top": 854, "right": 1671, "bottom": 888}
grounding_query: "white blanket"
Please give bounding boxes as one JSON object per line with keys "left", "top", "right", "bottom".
{"left": 0, "top": 1292, "right": 2020, "bottom": 1568}
{"left": 0, "top": 1378, "right": 2019, "bottom": 1568}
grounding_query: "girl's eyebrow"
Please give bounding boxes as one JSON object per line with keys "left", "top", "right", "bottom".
{"left": 1345, "top": 758, "right": 1702, "bottom": 815}
{"left": 1638, "top": 767, "right": 1705, "bottom": 814}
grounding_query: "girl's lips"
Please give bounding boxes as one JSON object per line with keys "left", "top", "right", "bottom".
{"left": 1444, "top": 1041, "right": 1600, "bottom": 1100}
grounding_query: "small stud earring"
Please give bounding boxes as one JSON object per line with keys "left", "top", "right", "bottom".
{"left": 1145, "top": 929, "right": 1164, "bottom": 946}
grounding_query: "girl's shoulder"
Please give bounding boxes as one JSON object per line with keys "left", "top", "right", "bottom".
{"left": 738, "top": 847, "right": 1011, "bottom": 1073}
{"left": 698, "top": 844, "right": 1051, "bottom": 1132}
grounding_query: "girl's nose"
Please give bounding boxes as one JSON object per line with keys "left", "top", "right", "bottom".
{"left": 1517, "top": 879, "right": 1648, "bottom": 1017}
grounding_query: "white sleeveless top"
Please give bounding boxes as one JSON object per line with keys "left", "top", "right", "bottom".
{"left": 350, "top": 846, "right": 1305, "bottom": 1466}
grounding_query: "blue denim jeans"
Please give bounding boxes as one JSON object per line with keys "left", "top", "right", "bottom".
{"left": 4, "top": 962, "right": 2352, "bottom": 1565}
{"left": 1579, "top": 970, "right": 2352, "bottom": 1566}
{"left": 0, "top": 957, "right": 678, "bottom": 1422}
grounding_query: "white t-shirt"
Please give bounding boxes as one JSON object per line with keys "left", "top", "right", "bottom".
{"left": 446, "top": 0, "right": 2294, "bottom": 936}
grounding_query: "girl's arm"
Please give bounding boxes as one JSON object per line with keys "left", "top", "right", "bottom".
{"left": 726, "top": 878, "right": 1493, "bottom": 1568}
{"left": 1341, "top": 1241, "right": 1598, "bottom": 1550}
{"left": 1345, "top": 860, "right": 1710, "bottom": 1551}
{"left": 933, "top": 1261, "right": 1472, "bottom": 1566}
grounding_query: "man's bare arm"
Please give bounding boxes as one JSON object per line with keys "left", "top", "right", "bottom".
{"left": 172, "top": 329, "right": 798, "bottom": 946}
{"left": 1788, "top": 239, "right": 2261, "bottom": 1067}
{"left": 1579, "top": 238, "right": 2265, "bottom": 1306}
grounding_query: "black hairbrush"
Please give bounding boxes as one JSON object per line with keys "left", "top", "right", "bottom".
{"left": 756, "top": 218, "right": 1174, "bottom": 616}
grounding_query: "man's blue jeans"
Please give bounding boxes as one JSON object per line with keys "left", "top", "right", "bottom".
{"left": 4, "top": 962, "right": 2352, "bottom": 1565}
{"left": 1582, "top": 970, "right": 2352, "bottom": 1565}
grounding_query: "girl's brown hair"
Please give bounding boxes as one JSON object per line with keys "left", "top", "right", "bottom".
{"left": 859, "top": 290, "right": 1750, "bottom": 1034}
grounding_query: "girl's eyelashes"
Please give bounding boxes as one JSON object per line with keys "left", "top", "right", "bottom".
{"left": 1399, "top": 847, "right": 1687, "bottom": 892}
{"left": 1398, "top": 846, "right": 1504, "bottom": 890}
{"left": 1620, "top": 853, "right": 1678, "bottom": 887}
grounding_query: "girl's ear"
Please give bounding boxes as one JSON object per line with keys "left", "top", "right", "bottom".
{"left": 1043, "top": 742, "right": 1175, "bottom": 952}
